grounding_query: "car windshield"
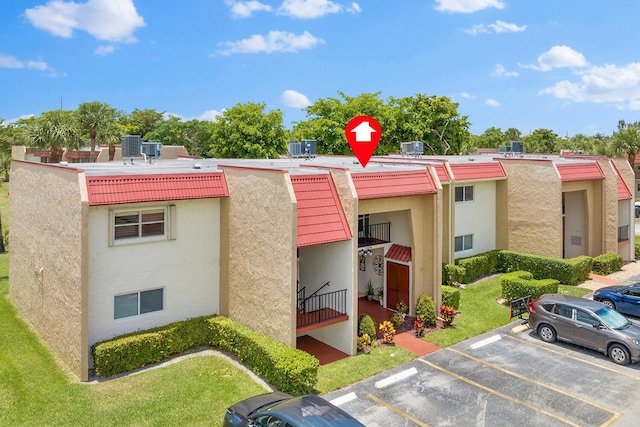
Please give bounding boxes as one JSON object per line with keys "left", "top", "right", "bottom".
{"left": 595, "top": 307, "right": 631, "bottom": 330}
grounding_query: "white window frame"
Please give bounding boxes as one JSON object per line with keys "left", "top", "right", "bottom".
{"left": 114, "top": 288, "right": 165, "bottom": 320}
{"left": 454, "top": 234, "right": 473, "bottom": 252}
{"left": 455, "top": 185, "right": 474, "bottom": 202}
{"left": 109, "top": 205, "right": 175, "bottom": 246}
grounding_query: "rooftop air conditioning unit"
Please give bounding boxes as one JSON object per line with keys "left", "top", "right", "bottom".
{"left": 121, "top": 135, "right": 142, "bottom": 158}
{"left": 510, "top": 141, "right": 524, "bottom": 153}
{"left": 401, "top": 141, "right": 424, "bottom": 157}
{"left": 288, "top": 141, "right": 302, "bottom": 157}
{"left": 301, "top": 139, "right": 316, "bottom": 157}
{"left": 411, "top": 141, "right": 424, "bottom": 154}
{"left": 142, "top": 142, "right": 162, "bottom": 157}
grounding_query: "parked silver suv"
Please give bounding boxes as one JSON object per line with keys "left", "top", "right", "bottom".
{"left": 528, "top": 294, "right": 640, "bottom": 365}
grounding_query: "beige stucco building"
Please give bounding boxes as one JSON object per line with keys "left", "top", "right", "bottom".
{"left": 8, "top": 151, "right": 634, "bottom": 380}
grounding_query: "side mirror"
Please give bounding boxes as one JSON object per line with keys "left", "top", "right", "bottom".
{"left": 592, "top": 323, "right": 604, "bottom": 329}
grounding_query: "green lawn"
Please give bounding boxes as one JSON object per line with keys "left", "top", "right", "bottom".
{"left": 0, "top": 253, "right": 268, "bottom": 426}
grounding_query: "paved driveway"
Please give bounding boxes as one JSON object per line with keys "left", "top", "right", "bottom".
{"left": 324, "top": 320, "right": 640, "bottom": 426}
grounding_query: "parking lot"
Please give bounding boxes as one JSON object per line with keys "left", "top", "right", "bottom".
{"left": 324, "top": 320, "right": 640, "bottom": 426}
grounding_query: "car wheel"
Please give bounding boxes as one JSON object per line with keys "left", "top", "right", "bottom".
{"left": 609, "top": 344, "right": 631, "bottom": 365}
{"left": 601, "top": 299, "right": 616, "bottom": 310}
{"left": 538, "top": 324, "right": 557, "bottom": 343}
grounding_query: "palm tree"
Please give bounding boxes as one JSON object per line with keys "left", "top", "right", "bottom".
{"left": 24, "top": 110, "right": 81, "bottom": 163}
{"left": 612, "top": 120, "right": 640, "bottom": 169}
{"left": 77, "top": 101, "right": 117, "bottom": 162}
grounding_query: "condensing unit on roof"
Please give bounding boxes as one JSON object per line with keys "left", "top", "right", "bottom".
{"left": 288, "top": 141, "right": 302, "bottom": 157}
{"left": 400, "top": 141, "right": 424, "bottom": 157}
{"left": 142, "top": 141, "right": 162, "bottom": 157}
{"left": 510, "top": 141, "right": 524, "bottom": 153}
{"left": 121, "top": 135, "right": 142, "bottom": 158}
{"left": 301, "top": 139, "right": 316, "bottom": 157}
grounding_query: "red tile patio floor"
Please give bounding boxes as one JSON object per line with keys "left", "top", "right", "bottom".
{"left": 296, "top": 297, "right": 440, "bottom": 365}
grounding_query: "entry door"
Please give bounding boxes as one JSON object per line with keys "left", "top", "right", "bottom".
{"left": 387, "top": 262, "right": 409, "bottom": 310}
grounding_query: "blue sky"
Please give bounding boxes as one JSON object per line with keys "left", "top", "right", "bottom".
{"left": 3, "top": 0, "right": 640, "bottom": 137}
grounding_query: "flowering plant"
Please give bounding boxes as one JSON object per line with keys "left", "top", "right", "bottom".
{"left": 440, "top": 305, "right": 457, "bottom": 327}
{"left": 379, "top": 320, "right": 396, "bottom": 344}
{"left": 414, "top": 316, "right": 425, "bottom": 337}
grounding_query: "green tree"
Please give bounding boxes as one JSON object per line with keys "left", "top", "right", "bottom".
{"left": 24, "top": 110, "right": 81, "bottom": 163}
{"left": 475, "top": 127, "right": 504, "bottom": 148}
{"left": 504, "top": 128, "right": 522, "bottom": 142}
{"left": 293, "top": 92, "right": 387, "bottom": 155}
{"left": 121, "top": 108, "right": 165, "bottom": 140}
{"left": 146, "top": 117, "right": 216, "bottom": 157}
{"left": 76, "top": 101, "right": 117, "bottom": 162}
{"left": 208, "top": 102, "right": 287, "bottom": 158}
{"left": 612, "top": 120, "right": 640, "bottom": 169}
{"left": 522, "top": 128, "right": 559, "bottom": 154}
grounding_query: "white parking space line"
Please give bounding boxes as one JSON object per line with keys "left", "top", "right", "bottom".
{"left": 470, "top": 334, "right": 501, "bottom": 350}
{"left": 329, "top": 392, "right": 357, "bottom": 406}
{"left": 374, "top": 367, "right": 418, "bottom": 389}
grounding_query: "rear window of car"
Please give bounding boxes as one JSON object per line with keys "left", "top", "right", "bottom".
{"left": 540, "top": 303, "right": 554, "bottom": 312}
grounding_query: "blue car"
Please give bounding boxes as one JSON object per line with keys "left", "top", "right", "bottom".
{"left": 592, "top": 283, "right": 640, "bottom": 317}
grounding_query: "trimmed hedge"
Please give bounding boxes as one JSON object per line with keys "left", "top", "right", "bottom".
{"left": 92, "top": 315, "right": 319, "bottom": 396}
{"left": 441, "top": 286, "right": 460, "bottom": 310}
{"left": 358, "top": 314, "right": 377, "bottom": 340}
{"left": 497, "top": 251, "right": 592, "bottom": 286}
{"left": 442, "top": 263, "right": 465, "bottom": 286}
{"left": 455, "top": 250, "right": 500, "bottom": 283}
{"left": 500, "top": 270, "right": 559, "bottom": 303}
{"left": 592, "top": 253, "right": 623, "bottom": 275}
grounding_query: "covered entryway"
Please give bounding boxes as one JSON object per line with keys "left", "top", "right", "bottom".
{"left": 387, "top": 261, "right": 409, "bottom": 310}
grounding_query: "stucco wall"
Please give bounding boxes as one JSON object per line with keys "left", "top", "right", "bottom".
{"left": 498, "top": 159, "right": 562, "bottom": 258}
{"left": 221, "top": 167, "right": 297, "bottom": 347}
{"left": 358, "top": 193, "right": 441, "bottom": 308}
{"left": 9, "top": 161, "right": 89, "bottom": 380}
{"left": 87, "top": 198, "right": 221, "bottom": 346}
{"left": 597, "top": 159, "right": 623, "bottom": 256}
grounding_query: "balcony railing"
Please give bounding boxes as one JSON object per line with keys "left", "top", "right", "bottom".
{"left": 297, "top": 289, "right": 348, "bottom": 329}
{"left": 358, "top": 222, "right": 391, "bottom": 247}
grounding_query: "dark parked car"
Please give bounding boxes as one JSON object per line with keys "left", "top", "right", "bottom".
{"left": 223, "top": 391, "right": 365, "bottom": 427}
{"left": 528, "top": 294, "right": 640, "bottom": 365}
{"left": 592, "top": 283, "right": 640, "bottom": 317}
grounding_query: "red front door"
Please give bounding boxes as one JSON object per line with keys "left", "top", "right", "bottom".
{"left": 387, "top": 261, "right": 409, "bottom": 310}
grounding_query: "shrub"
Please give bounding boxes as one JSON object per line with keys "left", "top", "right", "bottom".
{"left": 636, "top": 242, "right": 640, "bottom": 260}
{"left": 92, "top": 315, "right": 319, "bottom": 396}
{"left": 497, "top": 251, "right": 591, "bottom": 286}
{"left": 414, "top": 316, "right": 425, "bottom": 337}
{"left": 379, "top": 321, "right": 396, "bottom": 345}
{"left": 500, "top": 270, "right": 559, "bottom": 303}
{"left": 440, "top": 305, "right": 457, "bottom": 327}
{"left": 442, "top": 285, "right": 460, "bottom": 310}
{"left": 357, "top": 334, "right": 372, "bottom": 352}
{"left": 358, "top": 314, "right": 377, "bottom": 340}
{"left": 391, "top": 312, "right": 404, "bottom": 330}
{"left": 592, "top": 253, "right": 623, "bottom": 275}
{"left": 416, "top": 294, "right": 436, "bottom": 327}
{"left": 443, "top": 263, "right": 466, "bottom": 286}
{"left": 455, "top": 250, "right": 499, "bottom": 283}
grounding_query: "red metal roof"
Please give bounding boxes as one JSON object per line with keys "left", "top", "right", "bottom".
{"left": 385, "top": 244, "right": 412, "bottom": 263}
{"left": 448, "top": 162, "right": 506, "bottom": 181}
{"left": 556, "top": 163, "right": 604, "bottom": 182}
{"left": 290, "top": 174, "right": 352, "bottom": 247}
{"left": 352, "top": 170, "right": 437, "bottom": 199}
{"left": 433, "top": 163, "right": 450, "bottom": 183}
{"left": 86, "top": 173, "right": 229, "bottom": 206}
{"left": 617, "top": 174, "right": 633, "bottom": 200}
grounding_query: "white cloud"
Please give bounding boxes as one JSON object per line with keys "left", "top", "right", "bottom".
{"left": 216, "top": 31, "right": 324, "bottom": 55}
{"left": 196, "top": 110, "right": 223, "bottom": 121}
{"left": 523, "top": 45, "right": 588, "bottom": 72}
{"left": 0, "top": 54, "right": 24, "bottom": 69}
{"left": 485, "top": 99, "right": 501, "bottom": 107}
{"left": 281, "top": 90, "right": 311, "bottom": 108}
{"left": 435, "top": 0, "right": 504, "bottom": 13}
{"left": 465, "top": 20, "right": 525, "bottom": 35}
{"left": 94, "top": 45, "right": 115, "bottom": 56}
{"left": 24, "top": 0, "right": 145, "bottom": 43}
{"left": 540, "top": 62, "right": 640, "bottom": 108}
{"left": 492, "top": 64, "right": 518, "bottom": 77}
{"left": 225, "top": 0, "right": 272, "bottom": 18}
{"left": 0, "top": 53, "right": 55, "bottom": 73}
{"left": 459, "top": 92, "right": 476, "bottom": 99}
{"left": 278, "top": 0, "right": 361, "bottom": 19}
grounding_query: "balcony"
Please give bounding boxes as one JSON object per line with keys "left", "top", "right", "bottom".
{"left": 358, "top": 222, "right": 391, "bottom": 247}
{"left": 296, "top": 284, "right": 349, "bottom": 334}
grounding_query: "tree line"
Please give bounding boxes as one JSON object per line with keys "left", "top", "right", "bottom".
{"left": 2, "top": 92, "right": 640, "bottom": 179}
